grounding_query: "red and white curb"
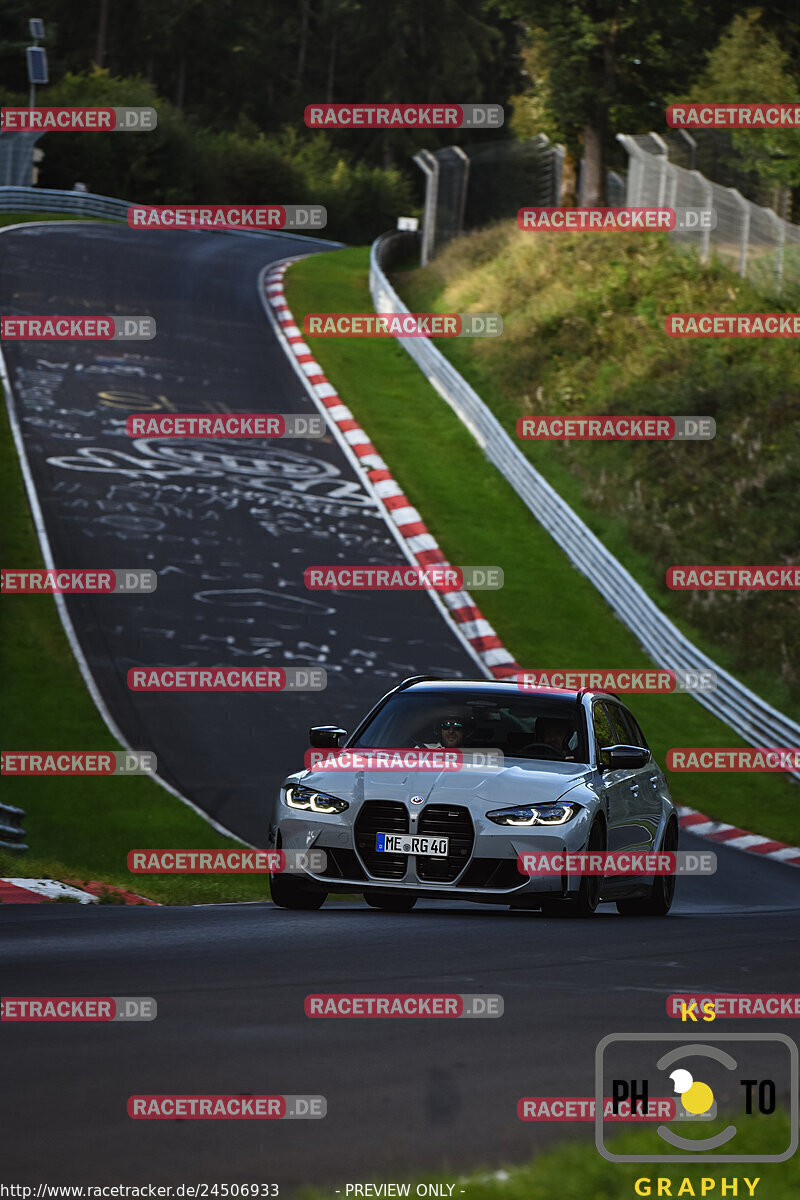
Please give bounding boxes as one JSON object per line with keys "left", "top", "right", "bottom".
{"left": 262, "top": 261, "right": 523, "bottom": 681}
{"left": 0, "top": 877, "right": 158, "bottom": 905}
{"left": 676, "top": 806, "right": 800, "bottom": 868}
{"left": 262, "top": 259, "right": 800, "bottom": 873}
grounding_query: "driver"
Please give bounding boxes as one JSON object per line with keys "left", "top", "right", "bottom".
{"left": 437, "top": 717, "right": 466, "bottom": 748}
{"left": 423, "top": 716, "right": 466, "bottom": 749}
{"left": 535, "top": 716, "right": 575, "bottom": 761}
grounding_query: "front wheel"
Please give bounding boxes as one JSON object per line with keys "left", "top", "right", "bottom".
{"left": 270, "top": 871, "right": 326, "bottom": 910}
{"left": 364, "top": 892, "right": 417, "bottom": 912}
{"left": 539, "top": 819, "right": 605, "bottom": 919}
{"left": 616, "top": 818, "right": 679, "bottom": 917}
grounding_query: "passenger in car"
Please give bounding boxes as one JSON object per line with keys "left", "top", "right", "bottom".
{"left": 536, "top": 717, "right": 576, "bottom": 761}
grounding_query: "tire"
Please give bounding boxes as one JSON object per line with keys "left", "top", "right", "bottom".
{"left": 539, "top": 819, "right": 605, "bottom": 919}
{"left": 270, "top": 871, "right": 326, "bottom": 911}
{"left": 616, "top": 818, "right": 679, "bottom": 917}
{"left": 364, "top": 892, "right": 417, "bottom": 912}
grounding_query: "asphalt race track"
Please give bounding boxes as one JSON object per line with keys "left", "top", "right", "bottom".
{"left": 0, "top": 223, "right": 477, "bottom": 842}
{"left": 1, "top": 836, "right": 799, "bottom": 1188}
{"left": 2, "top": 222, "right": 800, "bottom": 1191}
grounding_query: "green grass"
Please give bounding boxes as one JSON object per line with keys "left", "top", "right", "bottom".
{"left": 0, "top": 385, "right": 271, "bottom": 906}
{"left": 286, "top": 247, "right": 800, "bottom": 845}
{"left": 0, "top": 212, "right": 111, "bottom": 228}
{"left": 397, "top": 225, "right": 800, "bottom": 722}
{"left": 294, "top": 1112, "right": 797, "bottom": 1200}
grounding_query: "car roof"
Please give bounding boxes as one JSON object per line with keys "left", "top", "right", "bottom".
{"left": 395, "top": 678, "right": 623, "bottom": 704}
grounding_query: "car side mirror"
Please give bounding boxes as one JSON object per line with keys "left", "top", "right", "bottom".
{"left": 309, "top": 725, "right": 348, "bottom": 749}
{"left": 599, "top": 744, "right": 650, "bottom": 771}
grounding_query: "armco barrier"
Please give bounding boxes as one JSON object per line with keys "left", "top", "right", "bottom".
{"left": 0, "top": 186, "right": 343, "bottom": 245}
{"left": 0, "top": 184, "right": 130, "bottom": 221}
{"left": 369, "top": 231, "right": 800, "bottom": 776}
{"left": 0, "top": 801, "right": 28, "bottom": 854}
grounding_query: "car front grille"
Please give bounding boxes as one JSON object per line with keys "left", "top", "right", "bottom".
{"left": 355, "top": 800, "right": 409, "bottom": 879}
{"left": 416, "top": 805, "right": 474, "bottom": 883}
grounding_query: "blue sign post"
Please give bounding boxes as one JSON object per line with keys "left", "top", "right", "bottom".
{"left": 26, "top": 19, "right": 48, "bottom": 108}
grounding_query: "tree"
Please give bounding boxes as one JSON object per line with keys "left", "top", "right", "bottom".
{"left": 673, "top": 10, "right": 800, "bottom": 205}
{"left": 497, "top": 0, "right": 740, "bottom": 203}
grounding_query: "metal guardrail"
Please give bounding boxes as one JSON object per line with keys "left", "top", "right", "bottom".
{"left": 0, "top": 186, "right": 345, "bottom": 246}
{"left": 0, "top": 184, "right": 131, "bottom": 220}
{"left": 0, "top": 801, "right": 28, "bottom": 854}
{"left": 370, "top": 231, "right": 800, "bottom": 773}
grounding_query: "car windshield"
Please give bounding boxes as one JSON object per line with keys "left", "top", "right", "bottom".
{"left": 351, "top": 691, "right": 589, "bottom": 763}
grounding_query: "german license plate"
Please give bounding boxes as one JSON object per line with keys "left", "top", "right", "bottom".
{"left": 375, "top": 832, "right": 448, "bottom": 856}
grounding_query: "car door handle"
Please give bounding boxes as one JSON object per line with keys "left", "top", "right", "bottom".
{"left": 629, "top": 784, "right": 639, "bottom": 793}
{"left": 649, "top": 774, "right": 659, "bottom": 788}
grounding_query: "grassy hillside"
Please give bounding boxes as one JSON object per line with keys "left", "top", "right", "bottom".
{"left": 398, "top": 225, "right": 800, "bottom": 719}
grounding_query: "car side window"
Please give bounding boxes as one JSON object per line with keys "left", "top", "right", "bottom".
{"left": 607, "top": 703, "right": 633, "bottom": 745}
{"left": 612, "top": 704, "right": 651, "bottom": 753}
{"left": 627, "top": 712, "right": 651, "bottom": 753}
{"left": 592, "top": 703, "right": 615, "bottom": 754}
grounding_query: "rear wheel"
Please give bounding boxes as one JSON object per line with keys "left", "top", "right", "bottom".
{"left": 270, "top": 871, "right": 326, "bottom": 910}
{"left": 364, "top": 892, "right": 417, "bottom": 912}
{"left": 616, "top": 818, "right": 678, "bottom": 917}
{"left": 539, "top": 819, "right": 605, "bottom": 919}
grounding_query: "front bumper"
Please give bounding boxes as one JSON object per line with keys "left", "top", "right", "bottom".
{"left": 273, "top": 795, "right": 596, "bottom": 900}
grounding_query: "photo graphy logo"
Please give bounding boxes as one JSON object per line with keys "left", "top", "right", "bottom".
{"left": 595, "top": 1034, "right": 798, "bottom": 1162}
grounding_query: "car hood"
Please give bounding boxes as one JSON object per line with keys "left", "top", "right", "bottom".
{"left": 298, "top": 757, "right": 592, "bottom": 807}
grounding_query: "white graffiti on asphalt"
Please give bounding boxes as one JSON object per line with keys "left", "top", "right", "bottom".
{"left": 46, "top": 438, "right": 377, "bottom": 510}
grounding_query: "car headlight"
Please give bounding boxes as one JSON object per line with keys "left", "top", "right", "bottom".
{"left": 486, "top": 801, "right": 581, "bottom": 827}
{"left": 285, "top": 784, "right": 349, "bottom": 814}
